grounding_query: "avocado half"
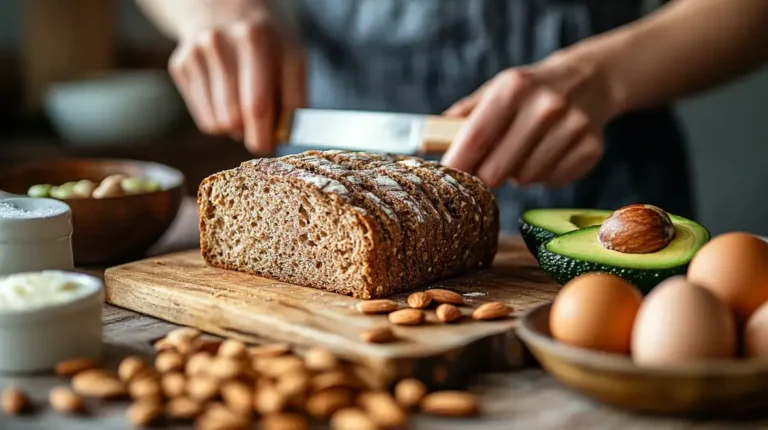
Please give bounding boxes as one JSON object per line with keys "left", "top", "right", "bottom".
{"left": 518, "top": 208, "right": 613, "bottom": 256}
{"left": 537, "top": 214, "right": 710, "bottom": 293}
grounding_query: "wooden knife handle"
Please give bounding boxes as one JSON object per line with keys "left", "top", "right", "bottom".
{"left": 420, "top": 116, "right": 466, "bottom": 155}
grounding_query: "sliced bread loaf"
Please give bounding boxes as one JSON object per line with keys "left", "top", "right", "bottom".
{"left": 198, "top": 150, "right": 499, "bottom": 299}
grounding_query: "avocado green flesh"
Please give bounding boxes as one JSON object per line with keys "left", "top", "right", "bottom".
{"left": 518, "top": 208, "right": 612, "bottom": 257}
{"left": 537, "top": 215, "right": 710, "bottom": 293}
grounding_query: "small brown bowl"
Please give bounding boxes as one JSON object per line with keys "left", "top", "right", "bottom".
{"left": 517, "top": 303, "right": 768, "bottom": 417}
{"left": 0, "top": 158, "right": 185, "bottom": 265}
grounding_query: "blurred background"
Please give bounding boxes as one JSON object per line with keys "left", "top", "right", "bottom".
{"left": 0, "top": 0, "right": 766, "bottom": 237}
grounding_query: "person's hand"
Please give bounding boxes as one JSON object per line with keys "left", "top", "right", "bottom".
{"left": 168, "top": 8, "right": 305, "bottom": 154}
{"left": 441, "top": 53, "right": 618, "bottom": 188}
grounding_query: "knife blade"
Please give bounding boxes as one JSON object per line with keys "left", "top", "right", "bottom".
{"left": 275, "top": 108, "right": 466, "bottom": 155}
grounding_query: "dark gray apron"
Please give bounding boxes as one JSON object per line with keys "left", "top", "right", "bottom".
{"left": 280, "top": 0, "right": 695, "bottom": 232}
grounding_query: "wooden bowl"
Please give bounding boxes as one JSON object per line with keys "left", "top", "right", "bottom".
{"left": 0, "top": 159, "right": 185, "bottom": 265}
{"left": 517, "top": 303, "right": 768, "bottom": 417}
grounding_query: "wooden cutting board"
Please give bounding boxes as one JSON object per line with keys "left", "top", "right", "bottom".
{"left": 104, "top": 237, "right": 560, "bottom": 389}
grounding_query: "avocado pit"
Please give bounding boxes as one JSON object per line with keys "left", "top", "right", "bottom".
{"left": 598, "top": 204, "right": 675, "bottom": 254}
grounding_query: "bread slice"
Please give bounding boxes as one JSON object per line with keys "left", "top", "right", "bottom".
{"left": 198, "top": 150, "right": 499, "bottom": 299}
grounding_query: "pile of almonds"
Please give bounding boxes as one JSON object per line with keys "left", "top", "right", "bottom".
{"left": 358, "top": 289, "right": 514, "bottom": 342}
{"left": 1, "top": 325, "right": 480, "bottom": 429}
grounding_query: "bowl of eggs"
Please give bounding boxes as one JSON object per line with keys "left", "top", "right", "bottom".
{"left": 0, "top": 159, "right": 185, "bottom": 265}
{"left": 518, "top": 232, "right": 768, "bottom": 417}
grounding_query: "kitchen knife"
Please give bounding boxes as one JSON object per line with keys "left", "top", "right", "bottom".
{"left": 275, "top": 108, "right": 466, "bottom": 155}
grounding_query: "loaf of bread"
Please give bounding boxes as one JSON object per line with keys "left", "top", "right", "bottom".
{"left": 197, "top": 150, "right": 499, "bottom": 299}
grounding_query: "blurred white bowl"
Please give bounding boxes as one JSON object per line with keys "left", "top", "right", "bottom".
{"left": 44, "top": 70, "right": 185, "bottom": 146}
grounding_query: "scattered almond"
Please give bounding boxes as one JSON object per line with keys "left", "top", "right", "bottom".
{"left": 254, "top": 384, "right": 288, "bottom": 415}
{"left": 360, "top": 326, "right": 396, "bottom": 343}
{"left": 388, "top": 308, "right": 425, "bottom": 326}
{"left": 1, "top": 387, "right": 28, "bottom": 415}
{"left": 407, "top": 292, "right": 432, "bottom": 309}
{"left": 155, "top": 351, "right": 184, "bottom": 373}
{"left": 276, "top": 371, "right": 310, "bottom": 398}
{"left": 304, "top": 347, "right": 338, "bottom": 372}
{"left": 71, "top": 370, "right": 126, "bottom": 399}
{"left": 261, "top": 413, "right": 309, "bottom": 430}
{"left": 218, "top": 339, "right": 247, "bottom": 359}
{"left": 128, "top": 375, "right": 162, "bottom": 400}
{"left": 358, "top": 390, "right": 407, "bottom": 428}
{"left": 186, "top": 375, "right": 220, "bottom": 402}
{"left": 256, "top": 356, "right": 305, "bottom": 378}
{"left": 311, "top": 371, "right": 351, "bottom": 392}
{"left": 394, "top": 378, "right": 427, "bottom": 409}
{"left": 166, "top": 327, "right": 202, "bottom": 344}
{"left": 49, "top": 387, "right": 83, "bottom": 414}
{"left": 420, "top": 391, "right": 479, "bottom": 417}
{"left": 194, "top": 339, "right": 223, "bottom": 355}
{"left": 118, "top": 356, "right": 147, "bottom": 383}
{"left": 472, "top": 302, "right": 512, "bottom": 320}
{"left": 153, "top": 337, "right": 176, "bottom": 353}
{"left": 161, "top": 372, "right": 186, "bottom": 398}
{"left": 221, "top": 381, "right": 253, "bottom": 415}
{"left": 356, "top": 299, "right": 399, "bottom": 314}
{"left": 305, "top": 388, "right": 354, "bottom": 420}
{"left": 426, "top": 289, "right": 464, "bottom": 305}
{"left": 197, "top": 402, "right": 250, "bottom": 430}
{"left": 330, "top": 407, "right": 378, "bottom": 430}
{"left": 186, "top": 351, "right": 213, "bottom": 376}
{"left": 126, "top": 398, "right": 162, "bottom": 426}
{"left": 55, "top": 357, "right": 99, "bottom": 377}
{"left": 436, "top": 303, "right": 462, "bottom": 323}
{"left": 166, "top": 396, "right": 203, "bottom": 420}
{"left": 248, "top": 343, "right": 291, "bottom": 358}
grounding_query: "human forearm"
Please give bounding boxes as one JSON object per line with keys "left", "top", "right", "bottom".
{"left": 562, "top": 0, "right": 768, "bottom": 118}
{"left": 135, "top": 0, "right": 269, "bottom": 40}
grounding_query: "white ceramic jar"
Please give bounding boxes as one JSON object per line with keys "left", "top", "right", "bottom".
{"left": 0, "top": 197, "right": 74, "bottom": 276}
{"left": 0, "top": 271, "right": 104, "bottom": 373}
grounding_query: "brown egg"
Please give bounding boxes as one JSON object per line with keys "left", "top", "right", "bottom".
{"left": 549, "top": 272, "right": 642, "bottom": 354}
{"left": 744, "top": 301, "right": 768, "bottom": 358}
{"left": 687, "top": 232, "right": 768, "bottom": 323}
{"left": 631, "top": 276, "right": 736, "bottom": 366}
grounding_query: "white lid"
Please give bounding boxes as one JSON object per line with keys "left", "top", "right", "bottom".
{"left": 0, "top": 197, "right": 73, "bottom": 242}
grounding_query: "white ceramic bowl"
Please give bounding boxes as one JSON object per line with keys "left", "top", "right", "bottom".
{"left": 0, "top": 271, "right": 104, "bottom": 374}
{"left": 44, "top": 70, "right": 185, "bottom": 146}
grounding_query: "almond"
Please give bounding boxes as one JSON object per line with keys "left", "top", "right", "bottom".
{"left": 193, "top": 339, "right": 223, "bottom": 355}
{"left": 357, "top": 390, "right": 407, "bottom": 428}
{"left": 209, "top": 356, "right": 245, "bottom": 380}
{"left": 118, "top": 356, "right": 147, "bottom": 383}
{"left": 330, "top": 407, "right": 378, "bottom": 430}
{"left": 355, "top": 299, "right": 398, "bottom": 314}
{"left": 221, "top": 380, "right": 254, "bottom": 415}
{"left": 128, "top": 375, "right": 162, "bottom": 400}
{"left": 71, "top": 370, "right": 126, "bottom": 399}
{"left": 49, "top": 387, "right": 83, "bottom": 414}
{"left": 153, "top": 337, "right": 176, "bottom": 353}
{"left": 305, "top": 388, "right": 354, "bottom": 420}
{"left": 166, "top": 396, "right": 203, "bottom": 420}
{"left": 166, "top": 327, "right": 202, "bottom": 344}
{"left": 407, "top": 292, "right": 432, "bottom": 309}
{"left": 472, "top": 302, "right": 513, "bottom": 320}
{"left": 261, "top": 413, "right": 308, "bottom": 430}
{"left": 161, "top": 372, "right": 186, "bottom": 398}
{"left": 426, "top": 289, "right": 464, "bottom": 305}
{"left": 420, "top": 391, "right": 479, "bottom": 417}
{"left": 218, "top": 339, "right": 247, "bottom": 359}
{"left": 436, "top": 303, "right": 462, "bottom": 323}
{"left": 186, "top": 351, "right": 213, "bottom": 376}
{"left": 276, "top": 371, "right": 310, "bottom": 398}
{"left": 248, "top": 343, "right": 291, "bottom": 358}
{"left": 155, "top": 350, "right": 184, "bottom": 373}
{"left": 186, "top": 375, "right": 220, "bottom": 401}
{"left": 254, "top": 384, "right": 288, "bottom": 415}
{"left": 256, "top": 356, "right": 305, "bottom": 378}
{"left": 388, "top": 308, "right": 425, "bottom": 326}
{"left": 304, "top": 347, "right": 338, "bottom": 372}
{"left": 197, "top": 402, "right": 250, "bottom": 430}
{"left": 126, "top": 398, "right": 162, "bottom": 426}
{"left": 310, "top": 371, "right": 351, "bottom": 392}
{"left": 55, "top": 357, "right": 99, "bottom": 377}
{"left": 394, "top": 378, "right": 427, "bottom": 409}
{"left": 1, "top": 387, "right": 28, "bottom": 415}
{"left": 360, "top": 326, "right": 396, "bottom": 343}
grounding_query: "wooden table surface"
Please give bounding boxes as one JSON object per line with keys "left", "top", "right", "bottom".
{"left": 2, "top": 199, "right": 766, "bottom": 430}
